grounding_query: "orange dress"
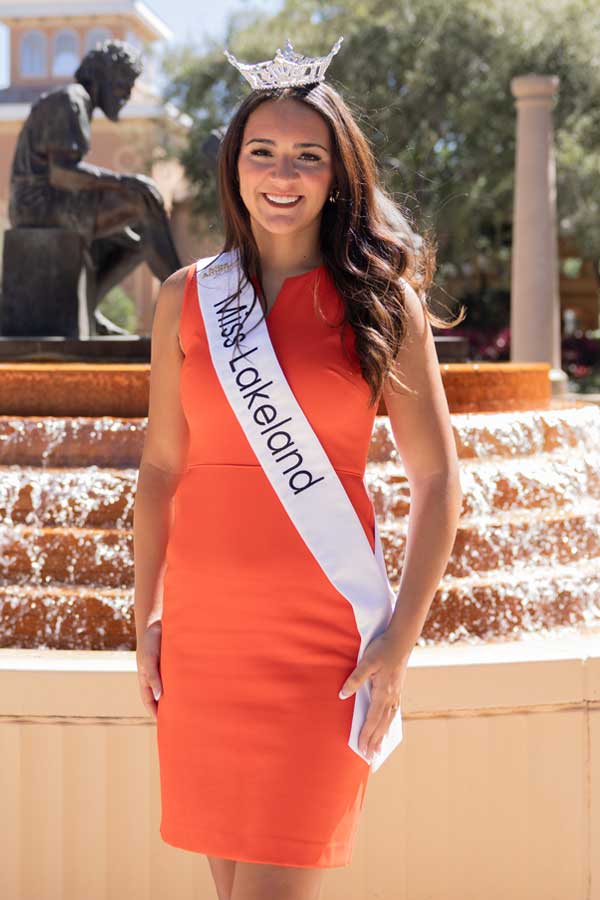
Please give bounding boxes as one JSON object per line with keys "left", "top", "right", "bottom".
{"left": 157, "top": 260, "right": 380, "bottom": 868}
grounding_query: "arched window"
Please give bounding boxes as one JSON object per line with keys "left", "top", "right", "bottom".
{"left": 84, "top": 27, "right": 111, "bottom": 54}
{"left": 52, "top": 29, "right": 79, "bottom": 77}
{"left": 20, "top": 30, "right": 48, "bottom": 78}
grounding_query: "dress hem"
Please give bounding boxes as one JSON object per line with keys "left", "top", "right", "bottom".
{"left": 159, "top": 823, "right": 354, "bottom": 869}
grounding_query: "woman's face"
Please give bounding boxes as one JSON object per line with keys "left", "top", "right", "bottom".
{"left": 237, "top": 98, "right": 335, "bottom": 237}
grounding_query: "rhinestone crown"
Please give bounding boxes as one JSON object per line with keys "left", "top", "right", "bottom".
{"left": 224, "top": 36, "right": 344, "bottom": 91}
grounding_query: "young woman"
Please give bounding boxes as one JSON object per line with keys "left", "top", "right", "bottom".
{"left": 134, "top": 38, "right": 464, "bottom": 900}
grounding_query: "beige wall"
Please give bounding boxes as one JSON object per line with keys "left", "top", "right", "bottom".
{"left": 0, "top": 630, "right": 599, "bottom": 900}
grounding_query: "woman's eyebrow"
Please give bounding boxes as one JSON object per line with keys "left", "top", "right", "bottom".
{"left": 244, "top": 138, "right": 329, "bottom": 152}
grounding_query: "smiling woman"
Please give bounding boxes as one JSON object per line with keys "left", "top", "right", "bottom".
{"left": 236, "top": 98, "right": 335, "bottom": 297}
{"left": 214, "top": 78, "right": 462, "bottom": 375}
{"left": 136, "top": 35, "right": 464, "bottom": 900}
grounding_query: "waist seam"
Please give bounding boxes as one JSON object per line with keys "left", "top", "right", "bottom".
{"left": 184, "top": 462, "right": 364, "bottom": 478}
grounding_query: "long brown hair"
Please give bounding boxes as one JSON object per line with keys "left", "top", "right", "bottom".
{"left": 217, "top": 81, "right": 465, "bottom": 407}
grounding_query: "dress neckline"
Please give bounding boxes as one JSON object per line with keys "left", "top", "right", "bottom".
{"left": 252, "top": 264, "right": 325, "bottom": 322}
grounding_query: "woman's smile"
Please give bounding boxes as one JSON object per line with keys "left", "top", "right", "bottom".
{"left": 262, "top": 192, "right": 304, "bottom": 209}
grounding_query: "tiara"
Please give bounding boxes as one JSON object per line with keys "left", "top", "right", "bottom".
{"left": 224, "top": 36, "right": 344, "bottom": 91}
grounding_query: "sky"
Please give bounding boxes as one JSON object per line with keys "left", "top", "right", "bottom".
{"left": 0, "top": 0, "right": 284, "bottom": 89}
{"left": 151, "top": 0, "right": 282, "bottom": 49}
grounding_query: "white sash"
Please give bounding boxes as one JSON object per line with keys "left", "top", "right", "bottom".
{"left": 194, "top": 249, "right": 403, "bottom": 773}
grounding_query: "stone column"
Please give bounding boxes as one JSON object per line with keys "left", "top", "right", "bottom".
{"left": 510, "top": 74, "right": 567, "bottom": 392}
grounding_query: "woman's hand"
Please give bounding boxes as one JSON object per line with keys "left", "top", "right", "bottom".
{"left": 136, "top": 620, "right": 163, "bottom": 720}
{"left": 338, "top": 629, "right": 409, "bottom": 760}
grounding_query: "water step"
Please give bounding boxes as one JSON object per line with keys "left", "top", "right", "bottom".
{"left": 0, "top": 416, "right": 145, "bottom": 467}
{"left": 5, "top": 450, "right": 600, "bottom": 530}
{"left": 3, "top": 496, "right": 600, "bottom": 594}
{"left": 2, "top": 557, "right": 599, "bottom": 651}
{"left": 2, "top": 403, "right": 599, "bottom": 471}
{"left": 380, "top": 499, "right": 600, "bottom": 579}
{"left": 371, "top": 403, "right": 600, "bottom": 462}
{"left": 422, "top": 558, "right": 600, "bottom": 644}
{"left": 0, "top": 466, "right": 138, "bottom": 528}
{"left": 0, "top": 583, "right": 133, "bottom": 650}
{"left": 0, "top": 524, "right": 132, "bottom": 587}
{"left": 367, "top": 449, "right": 600, "bottom": 520}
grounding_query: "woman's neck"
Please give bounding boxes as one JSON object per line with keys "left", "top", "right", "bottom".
{"left": 252, "top": 221, "right": 323, "bottom": 276}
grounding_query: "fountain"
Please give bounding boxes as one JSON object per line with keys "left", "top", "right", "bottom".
{"left": 374, "top": 364, "right": 600, "bottom": 644}
{"left": 1, "top": 358, "right": 599, "bottom": 650}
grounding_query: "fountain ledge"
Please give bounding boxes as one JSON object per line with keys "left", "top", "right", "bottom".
{"left": 1, "top": 633, "right": 598, "bottom": 720}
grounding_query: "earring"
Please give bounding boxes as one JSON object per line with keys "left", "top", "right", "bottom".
{"left": 328, "top": 187, "right": 339, "bottom": 203}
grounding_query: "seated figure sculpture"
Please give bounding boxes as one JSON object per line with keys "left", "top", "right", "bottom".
{"left": 7, "top": 39, "right": 182, "bottom": 336}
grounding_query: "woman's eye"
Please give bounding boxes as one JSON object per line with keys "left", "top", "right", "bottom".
{"left": 249, "top": 149, "right": 321, "bottom": 162}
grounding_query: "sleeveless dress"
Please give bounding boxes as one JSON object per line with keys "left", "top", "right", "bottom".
{"left": 157, "top": 259, "right": 380, "bottom": 868}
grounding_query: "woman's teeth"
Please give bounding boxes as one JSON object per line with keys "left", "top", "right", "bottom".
{"left": 264, "top": 193, "right": 302, "bottom": 206}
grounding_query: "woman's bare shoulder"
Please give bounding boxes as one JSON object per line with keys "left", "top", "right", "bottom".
{"left": 154, "top": 265, "right": 193, "bottom": 354}
{"left": 156, "top": 254, "right": 222, "bottom": 345}
{"left": 159, "top": 254, "right": 221, "bottom": 312}
{"left": 160, "top": 264, "right": 191, "bottom": 303}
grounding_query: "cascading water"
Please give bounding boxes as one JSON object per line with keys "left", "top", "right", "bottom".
{"left": 371, "top": 403, "right": 600, "bottom": 645}
{"left": 1, "top": 362, "right": 599, "bottom": 649}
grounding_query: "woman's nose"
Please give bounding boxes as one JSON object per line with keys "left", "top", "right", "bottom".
{"left": 272, "top": 156, "right": 297, "bottom": 179}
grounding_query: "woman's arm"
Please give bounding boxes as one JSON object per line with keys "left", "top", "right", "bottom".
{"left": 132, "top": 266, "right": 189, "bottom": 715}
{"left": 381, "top": 279, "right": 464, "bottom": 660}
{"left": 338, "top": 279, "right": 464, "bottom": 759}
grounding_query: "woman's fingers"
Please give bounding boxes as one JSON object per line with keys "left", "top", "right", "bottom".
{"left": 357, "top": 688, "right": 385, "bottom": 755}
{"left": 361, "top": 701, "right": 401, "bottom": 757}
{"left": 357, "top": 684, "right": 401, "bottom": 757}
{"left": 139, "top": 679, "right": 160, "bottom": 720}
{"left": 338, "top": 631, "right": 406, "bottom": 759}
{"left": 338, "top": 656, "right": 374, "bottom": 699}
{"left": 135, "top": 623, "right": 163, "bottom": 719}
{"left": 136, "top": 662, "right": 162, "bottom": 719}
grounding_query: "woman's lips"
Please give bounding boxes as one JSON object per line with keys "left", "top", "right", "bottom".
{"left": 262, "top": 193, "right": 303, "bottom": 209}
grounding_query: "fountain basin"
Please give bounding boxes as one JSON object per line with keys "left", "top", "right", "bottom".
{"left": 1, "top": 361, "right": 599, "bottom": 649}
{"left": 0, "top": 360, "right": 551, "bottom": 417}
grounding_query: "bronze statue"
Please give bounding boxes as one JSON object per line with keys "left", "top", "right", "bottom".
{"left": 6, "top": 39, "right": 182, "bottom": 336}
